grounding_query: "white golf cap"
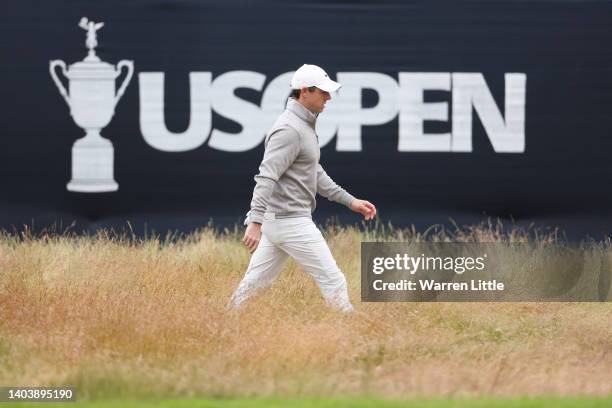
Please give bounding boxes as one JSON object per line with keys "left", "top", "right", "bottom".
{"left": 290, "top": 64, "right": 341, "bottom": 93}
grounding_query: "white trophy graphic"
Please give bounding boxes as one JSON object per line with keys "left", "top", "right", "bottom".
{"left": 49, "top": 17, "right": 134, "bottom": 192}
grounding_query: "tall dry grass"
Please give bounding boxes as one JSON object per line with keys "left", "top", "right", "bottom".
{"left": 0, "top": 222, "right": 610, "bottom": 400}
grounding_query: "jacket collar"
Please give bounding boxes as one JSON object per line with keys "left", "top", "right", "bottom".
{"left": 286, "top": 98, "right": 317, "bottom": 128}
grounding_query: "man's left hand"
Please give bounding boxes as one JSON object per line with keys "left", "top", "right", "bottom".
{"left": 349, "top": 199, "right": 377, "bottom": 221}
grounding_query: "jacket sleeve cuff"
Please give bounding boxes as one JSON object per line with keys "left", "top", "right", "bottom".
{"left": 340, "top": 192, "right": 356, "bottom": 208}
{"left": 245, "top": 210, "right": 264, "bottom": 225}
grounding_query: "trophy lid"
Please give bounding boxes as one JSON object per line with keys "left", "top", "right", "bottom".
{"left": 65, "top": 17, "right": 118, "bottom": 79}
{"left": 66, "top": 59, "right": 118, "bottom": 79}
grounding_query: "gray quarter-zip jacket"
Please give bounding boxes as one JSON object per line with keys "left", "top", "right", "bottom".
{"left": 246, "top": 98, "right": 355, "bottom": 225}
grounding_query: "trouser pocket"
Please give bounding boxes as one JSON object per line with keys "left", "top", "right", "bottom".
{"left": 262, "top": 218, "right": 278, "bottom": 244}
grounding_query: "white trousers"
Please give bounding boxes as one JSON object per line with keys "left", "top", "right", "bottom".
{"left": 229, "top": 213, "right": 354, "bottom": 312}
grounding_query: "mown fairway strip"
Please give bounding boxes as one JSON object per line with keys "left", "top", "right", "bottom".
{"left": 2, "top": 397, "right": 612, "bottom": 408}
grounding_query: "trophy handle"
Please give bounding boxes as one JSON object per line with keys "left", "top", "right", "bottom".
{"left": 115, "top": 60, "right": 134, "bottom": 105}
{"left": 49, "top": 60, "right": 71, "bottom": 108}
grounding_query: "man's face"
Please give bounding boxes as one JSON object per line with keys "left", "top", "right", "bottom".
{"left": 301, "top": 87, "right": 331, "bottom": 113}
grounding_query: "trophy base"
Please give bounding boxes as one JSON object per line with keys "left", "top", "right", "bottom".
{"left": 69, "top": 131, "right": 118, "bottom": 193}
{"left": 67, "top": 180, "right": 119, "bottom": 193}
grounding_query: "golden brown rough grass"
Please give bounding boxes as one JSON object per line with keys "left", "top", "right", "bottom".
{"left": 0, "top": 224, "right": 610, "bottom": 400}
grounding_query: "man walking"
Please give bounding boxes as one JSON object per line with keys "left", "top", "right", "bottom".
{"left": 229, "top": 64, "right": 377, "bottom": 312}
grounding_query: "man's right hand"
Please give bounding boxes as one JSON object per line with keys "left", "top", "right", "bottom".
{"left": 242, "top": 222, "right": 262, "bottom": 253}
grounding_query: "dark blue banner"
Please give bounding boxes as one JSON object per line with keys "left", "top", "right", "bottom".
{"left": 1, "top": 0, "right": 611, "bottom": 237}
